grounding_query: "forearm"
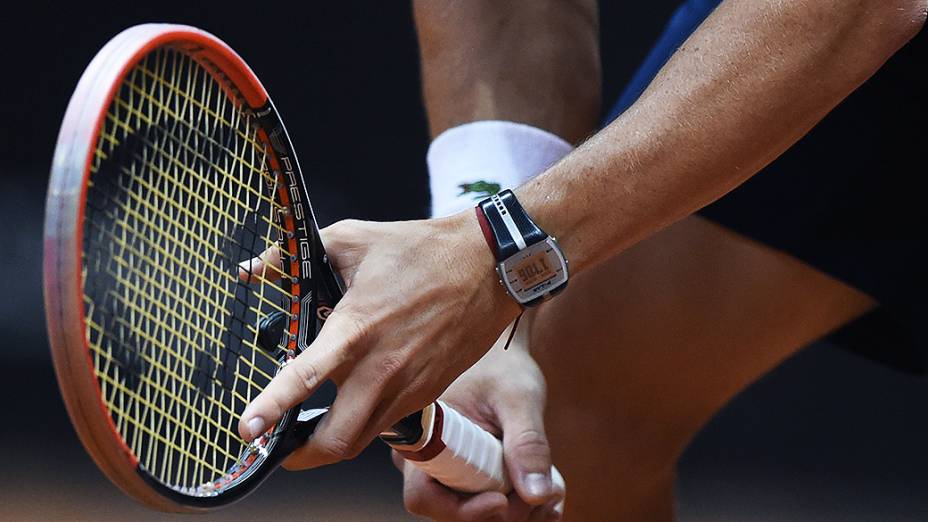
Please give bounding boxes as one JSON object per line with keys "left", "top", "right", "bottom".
{"left": 520, "top": 0, "right": 925, "bottom": 273}
{"left": 414, "top": 0, "right": 601, "bottom": 143}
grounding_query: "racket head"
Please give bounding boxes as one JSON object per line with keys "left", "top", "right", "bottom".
{"left": 44, "top": 24, "right": 337, "bottom": 512}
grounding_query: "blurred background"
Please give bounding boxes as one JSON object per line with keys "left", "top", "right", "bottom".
{"left": 1, "top": 1, "right": 925, "bottom": 520}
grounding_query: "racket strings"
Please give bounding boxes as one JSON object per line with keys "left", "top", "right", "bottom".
{"left": 103, "top": 63, "right": 279, "bottom": 204}
{"left": 85, "top": 179, "right": 290, "bottom": 331}
{"left": 102, "top": 73, "right": 294, "bottom": 284}
{"left": 86, "top": 86, "right": 275, "bottom": 374}
{"left": 82, "top": 46, "right": 292, "bottom": 489}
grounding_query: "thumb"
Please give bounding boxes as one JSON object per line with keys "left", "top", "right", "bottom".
{"left": 497, "top": 393, "right": 559, "bottom": 506}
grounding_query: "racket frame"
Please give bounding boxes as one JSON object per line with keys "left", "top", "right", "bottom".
{"left": 44, "top": 23, "right": 331, "bottom": 512}
{"left": 45, "top": 23, "right": 547, "bottom": 514}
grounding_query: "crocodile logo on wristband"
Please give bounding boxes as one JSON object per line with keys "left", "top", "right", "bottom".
{"left": 458, "top": 180, "right": 502, "bottom": 200}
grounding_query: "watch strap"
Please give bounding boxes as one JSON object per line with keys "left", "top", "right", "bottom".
{"left": 476, "top": 190, "right": 547, "bottom": 262}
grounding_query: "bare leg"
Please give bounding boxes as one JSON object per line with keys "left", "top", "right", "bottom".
{"left": 414, "top": 0, "right": 601, "bottom": 143}
{"left": 531, "top": 216, "right": 876, "bottom": 520}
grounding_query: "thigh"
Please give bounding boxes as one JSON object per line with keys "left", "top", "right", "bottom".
{"left": 530, "top": 216, "right": 875, "bottom": 520}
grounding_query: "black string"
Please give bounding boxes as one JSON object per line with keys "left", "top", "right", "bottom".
{"left": 502, "top": 311, "right": 524, "bottom": 351}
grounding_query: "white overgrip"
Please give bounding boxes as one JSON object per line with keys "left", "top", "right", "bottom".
{"left": 413, "top": 400, "right": 509, "bottom": 493}
{"left": 392, "top": 401, "right": 566, "bottom": 512}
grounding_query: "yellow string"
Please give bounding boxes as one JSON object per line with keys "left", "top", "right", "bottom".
{"left": 87, "top": 314, "right": 267, "bottom": 411}
{"left": 95, "top": 369, "right": 240, "bottom": 462}
{"left": 135, "top": 59, "right": 264, "bottom": 149}
{"left": 82, "top": 45, "right": 299, "bottom": 488}
{"left": 102, "top": 115, "right": 285, "bottom": 215}
{"left": 95, "top": 181, "right": 294, "bottom": 304}
{"left": 103, "top": 110, "right": 284, "bottom": 222}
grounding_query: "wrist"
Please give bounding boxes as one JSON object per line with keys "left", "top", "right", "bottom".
{"left": 514, "top": 164, "right": 591, "bottom": 276}
{"left": 442, "top": 210, "right": 523, "bottom": 320}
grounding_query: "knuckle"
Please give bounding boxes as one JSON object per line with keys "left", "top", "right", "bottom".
{"left": 346, "top": 314, "right": 373, "bottom": 345}
{"left": 317, "top": 433, "right": 354, "bottom": 461}
{"left": 289, "top": 359, "right": 321, "bottom": 395}
{"left": 345, "top": 441, "right": 366, "bottom": 460}
{"left": 510, "top": 428, "right": 551, "bottom": 456}
{"left": 338, "top": 218, "right": 364, "bottom": 229}
{"left": 328, "top": 218, "right": 363, "bottom": 239}
{"left": 379, "top": 350, "right": 405, "bottom": 380}
{"left": 505, "top": 376, "right": 544, "bottom": 398}
{"left": 250, "top": 393, "right": 285, "bottom": 425}
{"left": 329, "top": 308, "right": 373, "bottom": 348}
{"left": 403, "top": 489, "right": 427, "bottom": 516}
{"left": 501, "top": 371, "right": 546, "bottom": 403}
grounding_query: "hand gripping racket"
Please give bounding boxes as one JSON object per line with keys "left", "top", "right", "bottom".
{"left": 43, "top": 24, "right": 563, "bottom": 512}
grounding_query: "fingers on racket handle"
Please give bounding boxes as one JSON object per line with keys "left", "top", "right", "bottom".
{"left": 407, "top": 401, "right": 509, "bottom": 493}
{"left": 388, "top": 401, "right": 566, "bottom": 505}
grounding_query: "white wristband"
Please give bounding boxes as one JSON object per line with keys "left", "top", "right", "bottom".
{"left": 427, "top": 120, "right": 574, "bottom": 218}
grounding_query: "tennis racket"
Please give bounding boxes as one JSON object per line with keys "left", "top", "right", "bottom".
{"left": 44, "top": 24, "right": 563, "bottom": 512}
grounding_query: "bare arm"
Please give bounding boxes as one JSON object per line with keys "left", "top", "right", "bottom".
{"left": 414, "top": 0, "right": 601, "bottom": 143}
{"left": 519, "top": 0, "right": 926, "bottom": 274}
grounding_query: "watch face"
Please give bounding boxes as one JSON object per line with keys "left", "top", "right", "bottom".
{"left": 500, "top": 238, "right": 568, "bottom": 305}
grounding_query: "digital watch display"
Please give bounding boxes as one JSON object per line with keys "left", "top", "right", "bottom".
{"left": 476, "top": 190, "right": 568, "bottom": 307}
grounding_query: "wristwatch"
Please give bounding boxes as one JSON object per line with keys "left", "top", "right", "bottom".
{"left": 475, "top": 189, "right": 568, "bottom": 307}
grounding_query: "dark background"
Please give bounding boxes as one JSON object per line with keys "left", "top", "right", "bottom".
{"left": 1, "top": 1, "right": 925, "bottom": 520}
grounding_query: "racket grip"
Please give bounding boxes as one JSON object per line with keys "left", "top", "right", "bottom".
{"left": 386, "top": 401, "right": 565, "bottom": 503}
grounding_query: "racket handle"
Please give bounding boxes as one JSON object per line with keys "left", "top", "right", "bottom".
{"left": 385, "top": 401, "right": 565, "bottom": 505}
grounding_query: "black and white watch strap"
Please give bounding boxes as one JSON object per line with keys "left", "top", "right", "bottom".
{"left": 475, "top": 190, "right": 547, "bottom": 262}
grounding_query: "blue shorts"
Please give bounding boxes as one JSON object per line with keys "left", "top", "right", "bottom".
{"left": 606, "top": 0, "right": 927, "bottom": 373}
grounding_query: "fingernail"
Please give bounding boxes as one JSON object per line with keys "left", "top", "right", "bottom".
{"left": 524, "top": 472, "right": 551, "bottom": 498}
{"left": 245, "top": 416, "right": 266, "bottom": 439}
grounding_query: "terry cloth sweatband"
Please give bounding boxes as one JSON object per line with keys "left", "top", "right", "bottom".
{"left": 427, "top": 120, "right": 573, "bottom": 218}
